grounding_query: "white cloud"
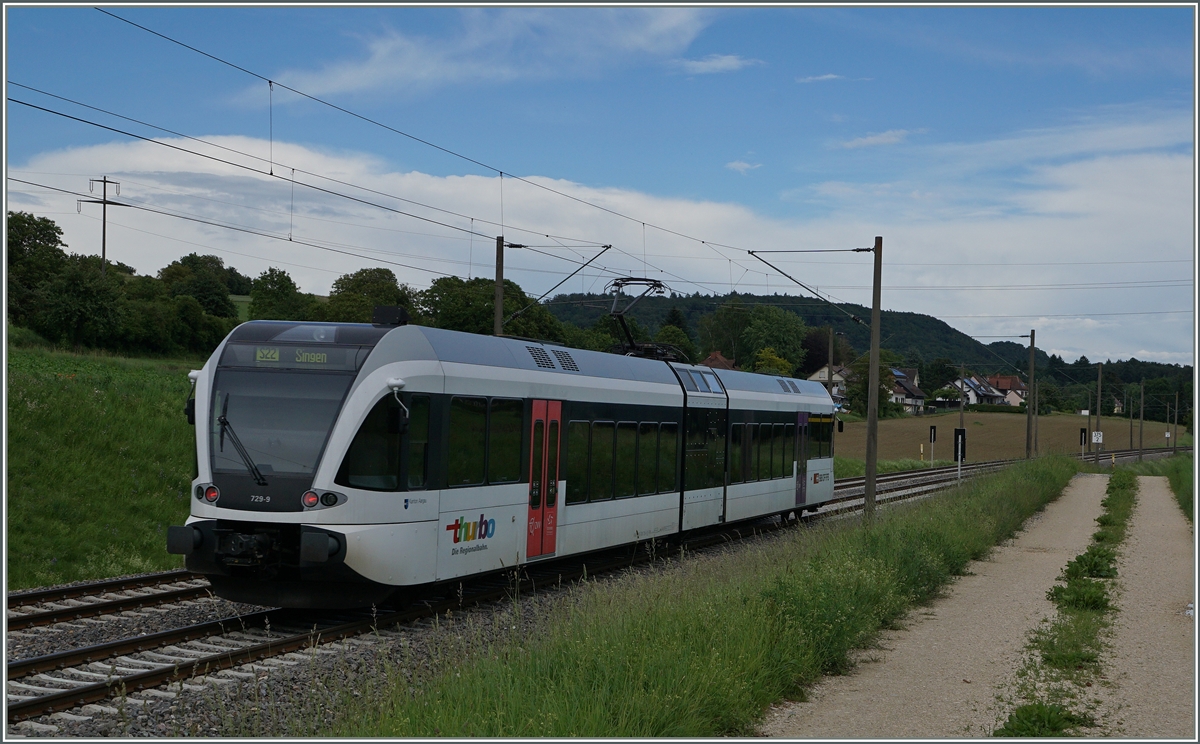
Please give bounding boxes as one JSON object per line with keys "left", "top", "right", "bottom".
{"left": 840, "top": 129, "right": 912, "bottom": 149}
{"left": 8, "top": 109, "right": 1193, "bottom": 364}
{"left": 726, "top": 160, "right": 761, "bottom": 175}
{"left": 796, "top": 73, "right": 843, "bottom": 83}
{"left": 262, "top": 8, "right": 710, "bottom": 97}
{"left": 673, "top": 54, "right": 763, "bottom": 74}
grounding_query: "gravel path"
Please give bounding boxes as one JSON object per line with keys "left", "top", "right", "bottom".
{"left": 1089, "top": 475, "right": 1194, "bottom": 738}
{"left": 758, "top": 472, "right": 1110, "bottom": 738}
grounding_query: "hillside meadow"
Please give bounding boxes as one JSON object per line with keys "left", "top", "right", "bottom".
{"left": 6, "top": 347, "right": 196, "bottom": 589}
{"left": 835, "top": 409, "right": 1189, "bottom": 463}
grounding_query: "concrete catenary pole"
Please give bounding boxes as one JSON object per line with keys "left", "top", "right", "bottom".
{"left": 1174, "top": 391, "right": 1179, "bottom": 453}
{"left": 1095, "top": 363, "right": 1102, "bottom": 465}
{"left": 959, "top": 363, "right": 966, "bottom": 429}
{"left": 827, "top": 326, "right": 835, "bottom": 395}
{"left": 864, "top": 236, "right": 883, "bottom": 526}
{"left": 1026, "top": 329, "right": 1035, "bottom": 459}
{"left": 1128, "top": 387, "right": 1134, "bottom": 449}
{"left": 1033, "top": 382, "right": 1039, "bottom": 455}
{"left": 493, "top": 236, "right": 504, "bottom": 336}
{"left": 1139, "top": 379, "right": 1145, "bottom": 462}
{"left": 1086, "top": 391, "right": 1093, "bottom": 455}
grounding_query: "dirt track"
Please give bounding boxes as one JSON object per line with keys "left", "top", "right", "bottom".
{"left": 758, "top": 473, "right": 1196, "bottom": 738}
{"left": 1089, "top": 476, "right": 1195, "bottom": 737}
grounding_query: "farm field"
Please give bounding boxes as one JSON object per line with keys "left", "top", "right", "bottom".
{"left": 834, "top": 410, "right": 1188, "bottom": 463}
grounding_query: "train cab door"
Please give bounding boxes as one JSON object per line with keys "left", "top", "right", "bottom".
{"left": 526, "top": 400, "right": 562, "bottom": 559}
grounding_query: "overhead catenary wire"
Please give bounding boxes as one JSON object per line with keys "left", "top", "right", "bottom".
{"left": 93, "top": 9, "right": 765, "bottom": 274}
{"left": 504, "top": 245, "right": 613, "bottom": 326}
{"left": 9, "top": 177, "right": 454, "bottom": 276}
{"left": 5, "top": 87, "right": 608, "bottom": 249}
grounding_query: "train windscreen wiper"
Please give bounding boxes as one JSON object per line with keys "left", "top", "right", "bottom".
{"left": 218, "top": 394, "right": 268, "bottom": 486}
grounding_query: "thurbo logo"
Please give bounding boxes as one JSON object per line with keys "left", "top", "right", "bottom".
{"left": 446, "top": 514, "right": 497, "bottom": 544}
{"left": 812, "top": 472, "right": 830, "bottom": 485}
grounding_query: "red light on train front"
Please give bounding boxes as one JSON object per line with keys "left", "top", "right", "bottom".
{"left": 302, "top": 491, "right": 320, "bottom": 508}
{"left": 204, "top": 486, "right": 220, "bottom": 503}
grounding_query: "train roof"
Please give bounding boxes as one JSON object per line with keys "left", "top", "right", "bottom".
{"left": 225, "top": 321, "right": 833, "bottom": 407}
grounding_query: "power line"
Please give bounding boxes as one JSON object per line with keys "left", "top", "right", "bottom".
{"left": 6, "top": 82, "right": 608, "bottom": 249}
{"left": 9, "top": 177, "right": 453, "bottom": 277}
{"left": 8, "top": 97, "right": 499, "bottom": 241}
{"left": 94, "top": 8, "right": 764, "bottom": 273}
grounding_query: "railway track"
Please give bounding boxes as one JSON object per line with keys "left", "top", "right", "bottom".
{"left": 7, "top": 447, "right": 1188, "bottom": 725}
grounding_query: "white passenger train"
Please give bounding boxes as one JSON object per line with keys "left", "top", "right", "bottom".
{"left": 168, "top": 315, "right": 836, "bottom": 608}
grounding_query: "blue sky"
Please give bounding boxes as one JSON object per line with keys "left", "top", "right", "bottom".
{"left": 4, "top": 5, "right": 1196, "bottom": 364}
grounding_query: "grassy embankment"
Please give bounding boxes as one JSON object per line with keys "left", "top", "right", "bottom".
{"left": 6, "top": 346, "right": 197, "bottom": 589}
{"left": 330, "top": 457, "right": 1079, "bottom": 738}
{"left": 995, "top": 469, "right": 1138, "bottom": 736}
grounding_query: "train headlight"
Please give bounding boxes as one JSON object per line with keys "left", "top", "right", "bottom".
{"left": 302, "top": 491, "right": 320, "bottom": 508}
{"left": 203, "top": 485, "right": 220, "bottom": 503}
{"left": 320, "top": 492, "right": 338, "bottom": 507}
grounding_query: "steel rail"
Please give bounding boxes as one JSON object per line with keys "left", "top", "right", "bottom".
{"left": 6, "top": 585, "right": 214, "bottom": 632}
{"left": 7, "top": 570, "right": 198, "bottom": 607}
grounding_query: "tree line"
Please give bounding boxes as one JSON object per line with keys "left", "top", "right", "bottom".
{"left": 6, "top": 211, "right": 1190, "bottom": 428}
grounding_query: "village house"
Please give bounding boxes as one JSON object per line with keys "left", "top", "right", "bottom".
{"left": 698, "top": 351, "right": 736, "bottom": 370}
{"left": 807, "top": 364, "right": 850, "bottom": 409}
{"left": 987, "top": 374, "right": 1028, "bottom": 407}
{"left": 942, "top": 375, "right": 1007, "bottom": 407}
{"left": 890, "top": 367, "right": 927, "bottom": 415}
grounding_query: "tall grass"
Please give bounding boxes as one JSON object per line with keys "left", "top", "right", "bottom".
{"left": 1118, "top": 454, "right": 1193, "bottom": 522}
{"left": 6, "top": 347, "right": 197, "bottom": 589}
{"left": 336, "top": 456, "right": 1078, "bottom": 738}
{"left": 833, "top": 456, "right": 955, "bottom": 478}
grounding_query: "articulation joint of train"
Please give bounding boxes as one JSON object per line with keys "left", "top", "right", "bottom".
{"left": 168, "top": 306, "right": 837, "bottom": 608}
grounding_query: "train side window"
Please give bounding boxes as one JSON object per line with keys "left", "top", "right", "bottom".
{"left": 690, "top": 371, "right": 711, "bottom": 393}
{"left": 658, "top": 422, "right": 678, "bottom": 492}
{"left": 590, "top": 422, "right": 615, "bottom": 501}
{"left": 448, "top": 396, "right": 487, "bottom": 486}
{"left": 773, "top": 423, "right": 786, "bottom": 479}
{"left": 636, "top": 422, "right": 657, "bottom": 496}
{"left": 760, "top": 423, "right": 774, "bottom": 480}
{"left": 678, "top": 371, "right": 698, "bottom": 392}
{"left": 828, "top": 417, "right": 835, "bottom": 459}
{"left": 729, "top": 423, "right": 744, "bottom": 484}
{"left": 407, "top": 395, "right": 430, "bottom": 489}
{"left": 565, "top": 421, "right": 590, "bottom": 504}
{"left": 807, "top": 417, "right": 820, "bottom": 462}
{"left": 783, "top": 423, "right": 795, "bottom": 479}
{"left": 487, "top": 398, "right": 522, "bottom": 484}
{"left": 335, "top": 395, "right": 401, "bottom": 491}
{"left": 745, "top": 424, "right": 758, "bottom": 481}
{"left": 615, "top": 422, "right": 637, "bottom": 498}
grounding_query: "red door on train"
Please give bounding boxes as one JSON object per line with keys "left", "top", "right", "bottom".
{"left": 526, "top": 400, "right": 562, "bottom": 558}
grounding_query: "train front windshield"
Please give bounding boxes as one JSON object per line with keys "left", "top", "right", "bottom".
{"left": 210, "top": 370, "right": 355, "bottom": 477}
